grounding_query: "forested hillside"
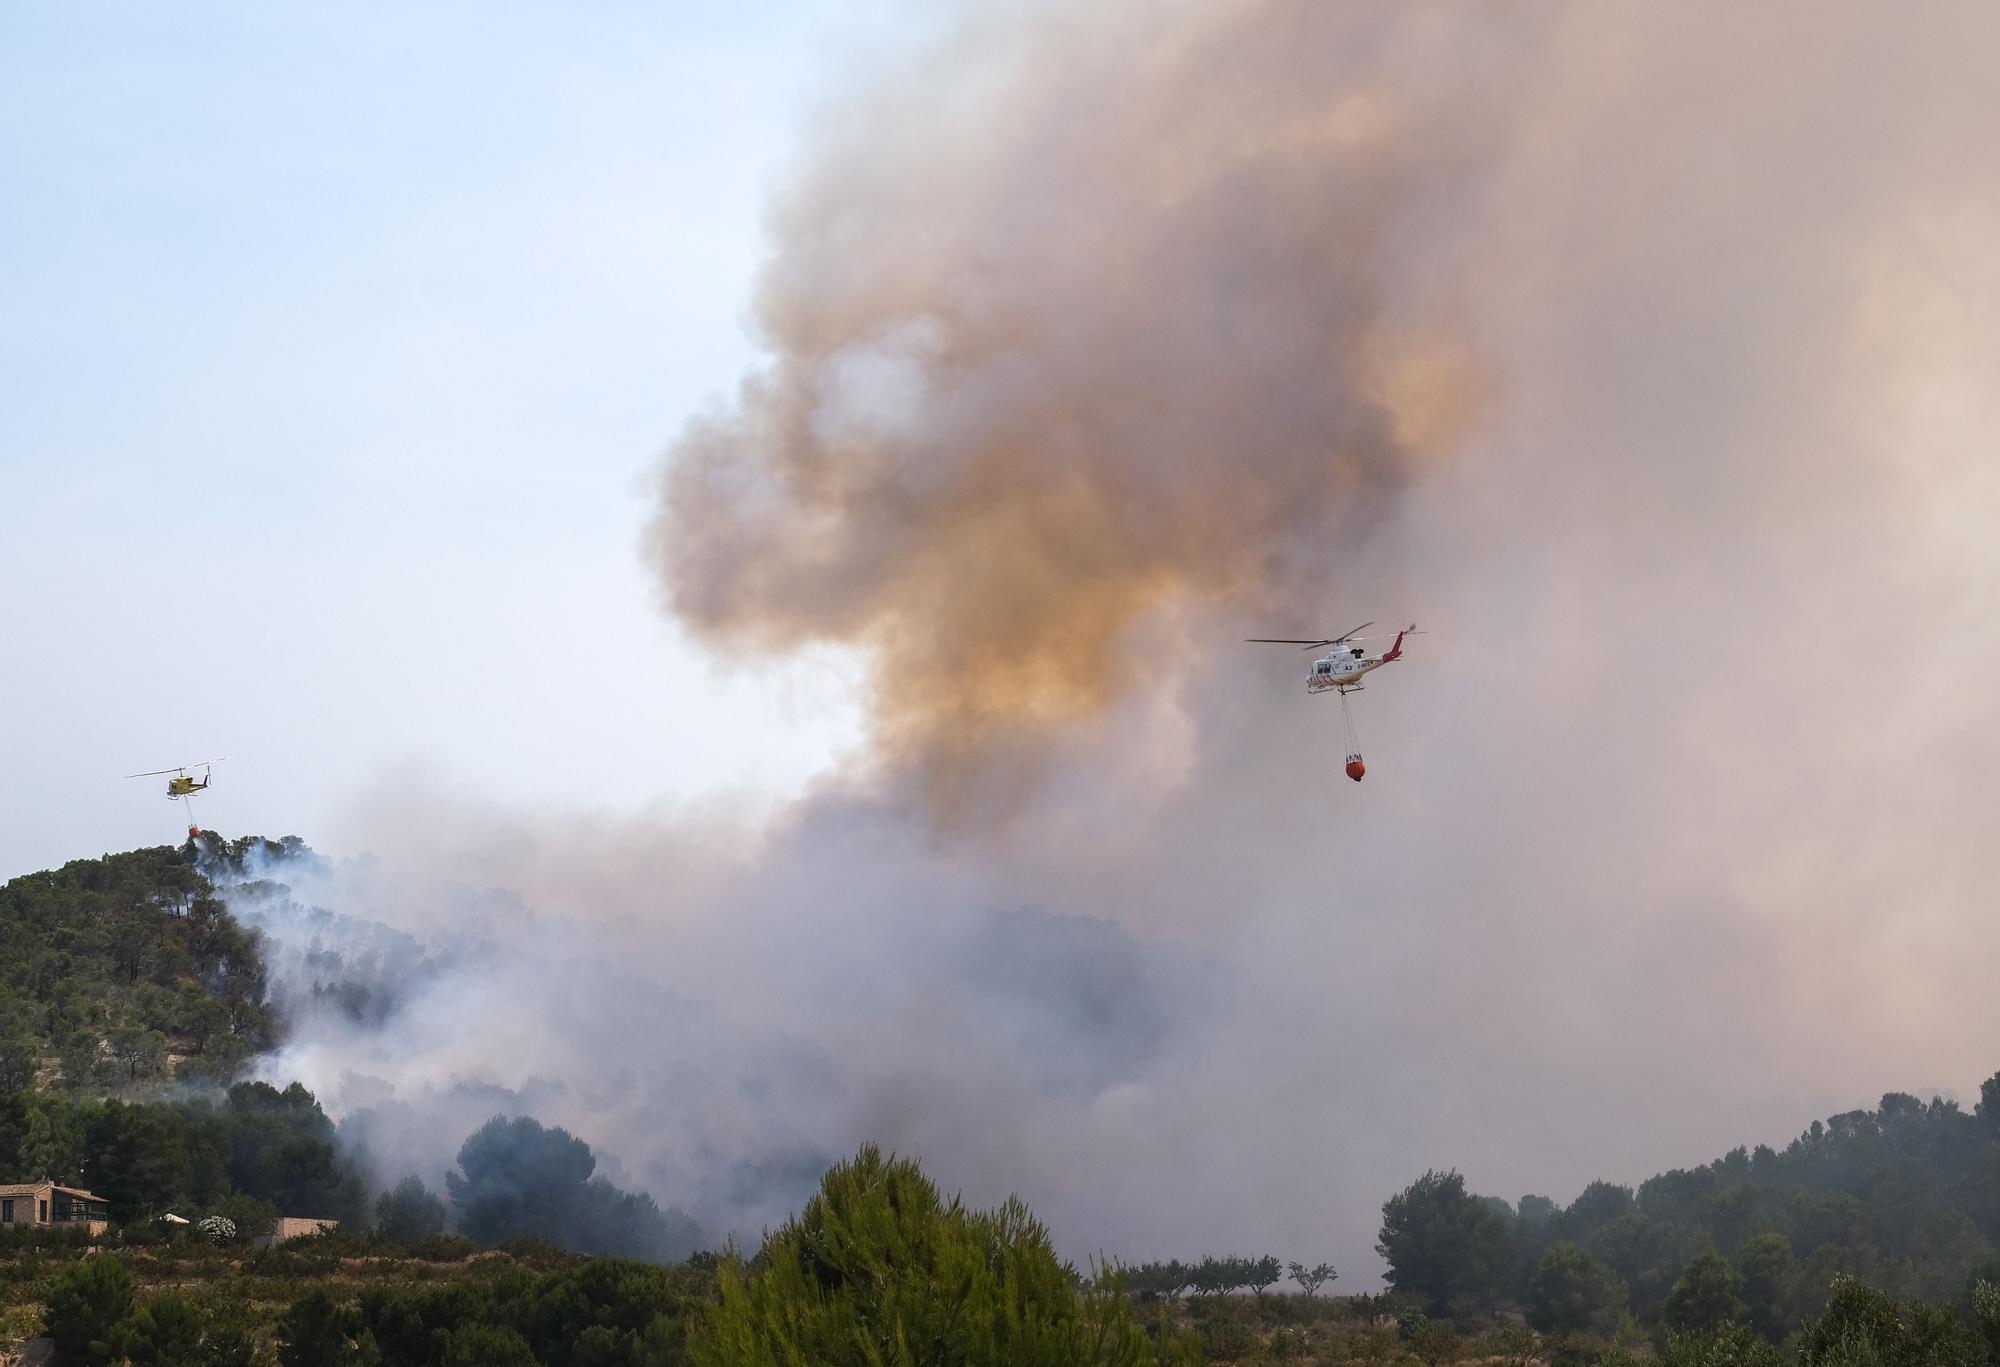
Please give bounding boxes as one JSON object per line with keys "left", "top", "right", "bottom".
{"left": 0, "top": 840, "right": 698, "bottom": 1255}
{"left": 8, "top": 840, "right": 2000, "bottom": 1364}
{"left": 0, "top": 1081, "right": 366, "bottom": 1228}
{"left": 9, "top": 1133, "right": 2000, "bottom": 1366}
{"left": 1370, "top": 1083, "right": 2000, "bottom": 1352}
{"left": 0, "top": 843, "right": 277, "bottom": 1093}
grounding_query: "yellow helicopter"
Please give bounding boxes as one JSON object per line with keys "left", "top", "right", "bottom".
{"left": 125, "top": 759, "right": 225, "bottom": 836}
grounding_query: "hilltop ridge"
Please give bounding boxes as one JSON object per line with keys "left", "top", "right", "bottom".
{"left": 0, "top": 839, "right": 284, "bottom": 1095}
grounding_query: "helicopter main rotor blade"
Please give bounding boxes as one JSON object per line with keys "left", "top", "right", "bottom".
{"left": 1248, "top": 621, "right": 1382, "bottom": 649}
{"left": 1247, "top": 620, "right": 1374, "bottom": 649}
{"left": 125, "top": 768, "right": 187, "bottom": 778}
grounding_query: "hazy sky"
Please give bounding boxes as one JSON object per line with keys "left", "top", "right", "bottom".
{"left": 2, "top": 2, "right": 896, "bottom": 874}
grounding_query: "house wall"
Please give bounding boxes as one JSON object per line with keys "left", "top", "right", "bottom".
{"left": 250, "top": 1216, "right": 340, "bottom": 1249}
{"left": 0, "top": 1183, "right": 53, "bottom": 1225}
{"left": 0, "top": 1182, "right": 109, "bottom": 1233}
{"left": 274, "top": 1217, "right": 338, "bottom": 1241}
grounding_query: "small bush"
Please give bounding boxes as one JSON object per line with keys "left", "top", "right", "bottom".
{"left": 210, "top": 1195, "right": 278, "bottom": 1242}
{"left": 275, "top": 1288, "right": 374, "bottom": 1367}
{"left": 43, "top": 1254, "right": 136, "bottom": 1367}
{"left": 0, "top": 1222, "right": 93, "bottom": 1254}
{"left": 498, "top": 1233, "right": 572, "bottom": 1266}
{"left": 1198, "top": 1317, "right": 1260, "bottom": 1359}
{"left": 443, "top": 1321, "right": 538, "bottom": 1366}
{"left": 410, "top": 1234, "right": 482, "bottom": 1261}
{"left": 120, "top": 1290, "right": 206, "bottom": 1367}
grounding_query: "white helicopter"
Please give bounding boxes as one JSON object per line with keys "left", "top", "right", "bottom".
{"left": 1247, "top": 624, "right": 1419, "bottom": 781}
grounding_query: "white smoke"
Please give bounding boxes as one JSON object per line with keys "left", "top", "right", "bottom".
{"left": 221, "top": 0, "right": 2000, "bottom": 1281}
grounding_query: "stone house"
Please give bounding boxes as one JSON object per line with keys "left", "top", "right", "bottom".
{"left": 251, "top": 1216, "right": 339, "bottom": 1248}
{"left": 0, "top": 1182, "right": 111, "bottom": 1234}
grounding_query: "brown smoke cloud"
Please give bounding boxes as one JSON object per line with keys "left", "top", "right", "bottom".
{"left": 303, "top": 0, "right": 2000, "bottom": 1282}
{"left": 633, "top": 0, "right": 2000, "bottom": 1246}
{"left": 645, "top": 2, "right": 1505, "bottom": 818}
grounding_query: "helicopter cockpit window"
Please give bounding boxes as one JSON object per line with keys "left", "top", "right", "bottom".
{"left": 1314, "top": 660, "right": 1332, "bottom": 674}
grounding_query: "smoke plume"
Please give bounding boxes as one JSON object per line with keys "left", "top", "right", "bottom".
{"left": 644, "top": 2, "right": 1507, "bottom": 820}
{"left": 256, "top": 0, "right": 2000, "bottom": 1281}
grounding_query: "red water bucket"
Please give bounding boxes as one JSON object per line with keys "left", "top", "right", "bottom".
{"left": 1344, "top": 756, "right": 1365, "bottom": 782}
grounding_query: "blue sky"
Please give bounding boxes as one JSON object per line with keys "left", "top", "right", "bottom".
{"left": 0, "top": 3, "right": 917, "bottom": 873}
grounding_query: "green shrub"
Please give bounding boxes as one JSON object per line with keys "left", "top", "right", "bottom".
{"left": 211, "top": 1194, "right": 278, "bottom": 1241}
{"left": 43, "top": 1254, "right": 137, "bottom": 1367}
{"left": 120, "top": 1290, "right": 206, "bottom": 1367}
{"left": 1793, "top": 1276, "right": 1980, "bottom": 1367}
{"left": 1659, "top": 1323, "right": 1783, "bottom": 1367}
{"left": 687, "top": 1145, "right": 1197, "bottom": 1366}
{"left": 375, "top": 1176, "right": 448, "bottom": 1244}
{"left": 498, "top": 1233, "right": 571, "bottom": 1267}
{"left": 1530, "top": 1243, "right": 1628, "bottom": 1337}
{"left": 1198, "top": 1316, "right": 1259, "bottom": 1358}
{"left": 443, "top": 1321, "right": 538, "bottom": 1366}
{"left": 202, "top": 1324, "right": 258, "bottom": 1367}
{"left": 410, "top": 1234, "right": 482, "bottom": 1261}
{"left": 276, "top": 1288, "right": 376, "bottom": 1367}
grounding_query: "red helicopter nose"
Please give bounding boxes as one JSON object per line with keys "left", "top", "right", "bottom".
{"left": 1344, "top": 756, "right": 1365, "bottom": 782}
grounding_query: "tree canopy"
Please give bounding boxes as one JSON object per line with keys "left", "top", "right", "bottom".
{"left": 447, "top": 1114, "right": 702, "bottom": 1262}
{"left": 1377, "top": 1169, "right": 1512, "bottom": 1316}
{"left": 1379, "top": 1083, "right": 2000, "bottom": 1347}
{"left": 0, "top": 844, "right": 276, "bottom": 1093}
{"left": 688, "top": 1143, "right": 1196, "bottom": 1367}
{"left": 0, "top": 1081, "right": 365, "bottom": 1225}
{"left": 376, "top": 1174, "right": 448, "bottom": 1243}
{"left": 1528, "top": 1241, "right": 1628, "bottom": 1337}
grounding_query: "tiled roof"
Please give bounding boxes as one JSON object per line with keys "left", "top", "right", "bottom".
{"left": 0, "top": 1181, "right": 109, "bottom": 1202}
